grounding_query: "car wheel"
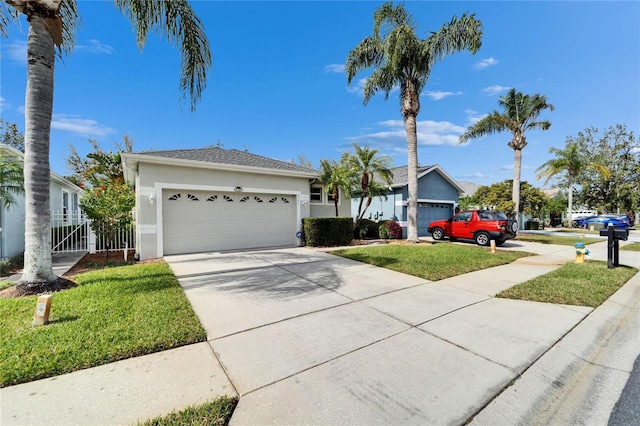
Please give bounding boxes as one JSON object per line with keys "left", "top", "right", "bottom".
{"left": 431, "top": 227, "right": 445, "bottom": 240}
{"left": 508, "top": 219, "right": 518, "bottom": 233}
{"left": 475, "top": 231, "right": 491, "bottom": 246}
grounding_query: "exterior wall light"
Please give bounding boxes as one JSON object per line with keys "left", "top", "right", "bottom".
{"left": 149, "top": 193, "right": 156, "bottom": 205}
{"left": 235, "top": 187, "right": 243, "bottom": 192}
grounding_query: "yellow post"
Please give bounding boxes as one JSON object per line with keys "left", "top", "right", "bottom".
{"left": 33, "top": 295, "right": 53, "bottom": 326}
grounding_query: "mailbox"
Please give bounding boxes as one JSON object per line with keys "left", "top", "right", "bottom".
{"left": 599, "top": 224, "right": 629, "bottom": 268}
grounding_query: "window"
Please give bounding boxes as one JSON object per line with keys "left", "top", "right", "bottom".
{"left": 71, "top": 193, "right": 79, "bottom": 216}
{"left": 62, "top": 191, "right": 69, "bottom": 222}
{"left": 453, "top": 212, "right": 472, "bottom": 222}
{"left": 310, "top": 186, "right": 323, "bottom": 203}
{"left": 327, "top": 190, "right": 340, "bottom": 205}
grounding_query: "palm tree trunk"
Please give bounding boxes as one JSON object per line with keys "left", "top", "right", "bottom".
{"left": 18, "top": 16, "right": 57, "bottom": 285}
{"left": 405, "top": 113, "right": 419, "bottom": 242}
{"left": 512, "top": 148, "right": 522, "bottom": 220}
{"left": 567, "top": 176, "right": 574, "bottom": 227}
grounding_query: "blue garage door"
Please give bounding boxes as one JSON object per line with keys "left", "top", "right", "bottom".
{"left": 418, "top": 203, "right": 453, "bottom": 236}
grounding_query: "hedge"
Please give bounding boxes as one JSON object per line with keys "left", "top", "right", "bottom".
{"left": 303, "top": 217, "right": 353, "bottom": 247}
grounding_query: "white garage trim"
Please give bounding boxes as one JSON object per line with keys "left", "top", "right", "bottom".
{"left": 152, "top": 182, "right": 302, "bottom": 256}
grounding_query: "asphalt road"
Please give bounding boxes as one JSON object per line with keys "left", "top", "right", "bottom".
{"left": 608, "top": 353, "right": 640, "bottom": 426}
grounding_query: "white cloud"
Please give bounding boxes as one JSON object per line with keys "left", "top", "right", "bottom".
{"left": 424, "top": 91, "right": 463, "bottom": 101}
{"left": 346, "top": 119, "right": 466, "bottom": 147}
{"left": 3, "top": 40, "right": 27, "bottom": 64}
{"left": 324, "top": 63, "right": 345, "bottom": 73}
{"left": 346, "top": 78, "right": 367, "bottom": 96}
{"left": 0, "top": 97, "right": 9, "bottom": 114}
{"left": 457, "top": 172, "right": 492, "bottom": 179}
{"left": 463, "top": 109, "right": 487, "bottom": 127}
{"left": 51, "top": 115, "right": 116, "bottom": 137}
{"left": 76, "top": 39, "right": 114, "bottom": 55}
{"left": 473, "top": 57, "right": 498, "bottom": 70}
{"left": 482, "top": 85, "right": 511, "bottom": 96}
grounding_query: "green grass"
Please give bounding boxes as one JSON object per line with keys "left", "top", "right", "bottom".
{"left": 331, "top": 244, "right": 531, "bottom": 281}
{"left": 621, "top": 242, "right": 640, "bottom": 251}
{"left": 0, "top": 261, "right": 207, "bottom": 387}
{"left": 139, "top": 396, "right": 238, "bottom": 426}
{"left": 0, "top": 280, "right": 13, "bottom": 291}
{"left": 497, "top": 261, "right": 638, "bottom": 307}
{"left": 515, "top": 233, "right": 602, "bottom": 246}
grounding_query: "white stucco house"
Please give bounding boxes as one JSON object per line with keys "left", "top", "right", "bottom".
{"left": 0, "top": 144, "right": 83, "bottom": 260}
{"left": 122, "top": 147, "right": 350, "bottom": 260}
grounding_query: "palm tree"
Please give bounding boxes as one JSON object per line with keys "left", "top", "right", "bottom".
{"left": 348, "top": 144, "right": 393, "bottom": 227}
{"left": 536, "top": 142, "right": 610, "bottom": 226}
{"left": 0, "top": 155, "right": 24, "bottom": 209}
{"left": 460, "top": 88, "right": 554, "bottom": 218}
{"left": 2, "top": 0, "right": 211, "bottom": 292}
{"left": 319, "top": 158, "right": 351, "bottom": 217}
{"left": 346, "top": 2, "right": 482, "bottom": 242}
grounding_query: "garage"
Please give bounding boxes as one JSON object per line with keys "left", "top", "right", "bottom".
{"left": 162, "top": 189, "right": 297, "bottom": 255}
{"left": 418, "top": 202, "right": 453, "bottom": 237}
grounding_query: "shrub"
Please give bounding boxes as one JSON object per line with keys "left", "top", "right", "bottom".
{"left": 354, "top": 218, "right": 380, "bottom": 239}
{"left": 379, "top": 220, "right": 402, "bottom": 239}
{"left": 303, "top": 217, "right": 353, "bottom": 247}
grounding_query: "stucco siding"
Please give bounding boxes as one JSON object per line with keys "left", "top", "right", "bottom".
{"left": 135, "top": 162, "right": 315, "bottom": 259}
{"left": 417, "top": 172, "right": 460, "bottom": 202}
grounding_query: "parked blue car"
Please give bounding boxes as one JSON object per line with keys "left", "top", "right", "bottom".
{"left": 580, "top": 215, "right": 631, "bottom": 229}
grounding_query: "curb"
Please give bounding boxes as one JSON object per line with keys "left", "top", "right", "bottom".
{"left": 471, "top": 272, "right": 640, "bottom": 425}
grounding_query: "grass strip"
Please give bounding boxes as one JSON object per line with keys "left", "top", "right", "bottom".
{"left": 515, "top": 233, "right": 602, "bottom": 246}
{"left": 0, "top": 261, "right": 206, "bottom": 387}
{"left": 497, "top": 261, "right": 638, "bottom": 307}
{"left": 621, "top": 242, "right": 640, "bottom": 251}
{"left": 139, "top": 396, "right": 238, "bottom": 426}
{"left": 331, "top": 243, "right": 531, "bottom": 281}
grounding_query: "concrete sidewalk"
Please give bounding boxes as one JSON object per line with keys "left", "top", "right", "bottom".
{"left": 1, "top": 251, "right": 87, "bottom": 282}
{"left": 1, "top": 241, "right": 638, "bottom": 425}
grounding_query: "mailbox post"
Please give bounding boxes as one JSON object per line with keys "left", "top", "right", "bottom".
{"left": 599, "top": 223, "right": 629, "bottom": 268}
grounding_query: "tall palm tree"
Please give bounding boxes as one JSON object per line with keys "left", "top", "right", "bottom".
{"left": 347, "top": 2, "right": 482, "bottom": 242}
{"left": 2, "top": 0, "right": 211, "bottom": 292}
{"left": 460, "top": 88, "right": 554, "bottom": 218}
{"left": 348, "top": 144, "right": 393, "bottom": 227}
{"left": 319, "top": 158, "right": 351, "bottom": 217}
{"left": 0, "top": 155, "right": 24, "bottom": 209}
{"left": 536, "top": 142, "right": 610, "bottom": 226}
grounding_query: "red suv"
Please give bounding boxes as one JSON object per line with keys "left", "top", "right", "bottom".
{"left": 427, "top": 210, "right": 518, "bottom": 246}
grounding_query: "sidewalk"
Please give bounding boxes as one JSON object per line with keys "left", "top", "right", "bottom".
{"left": 1, "top": 241, "right": 638, "bottom": 425}
{"left": 2, "top": 252, "right": 87, "bottom": 282}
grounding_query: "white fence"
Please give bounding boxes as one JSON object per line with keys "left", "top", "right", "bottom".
{"left": 51, "top": 211, "right": 135, "bottom": 254}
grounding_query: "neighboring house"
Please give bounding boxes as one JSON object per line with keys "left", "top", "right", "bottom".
{"left": 351, "top": 165, "right": 463, "bottom": 237}
{"left": 458, "top": 181, "right": 482, "bottom": 198}
{"left": 121, "top": 147, "right": 350, "bottom": 260}
{"left": 0, "top": 144, "right": 83, "bottom": 260}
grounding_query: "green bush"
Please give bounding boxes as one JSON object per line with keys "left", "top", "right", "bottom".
{"left": 379, "top": 220, "right": 403, "bottom": 239}
{"left": 354, "top": 218, "right": 379, "bottom": 239}
{"left": 303, "top": 217, "right": 353, "bottom": 247}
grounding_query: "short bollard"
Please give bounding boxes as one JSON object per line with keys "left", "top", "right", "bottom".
{"left": 490, "top": 240, "right": 496, "bottom": 253}
{"left": 33, "top": 295, "right": 53, "bottom": 326}
{"left": 574, "top": 242, "right": 589, "bottom": 264}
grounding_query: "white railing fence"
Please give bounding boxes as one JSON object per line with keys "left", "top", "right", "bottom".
{"left": 51, "top": 211, "right": 135, "bottom": 254}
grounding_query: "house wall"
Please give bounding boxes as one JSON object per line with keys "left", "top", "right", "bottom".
{"left": 134, "top": 162, "right": 318, "bottom": 259}
{"left": 1, "top": 197, "right": 26, "bottom": 260}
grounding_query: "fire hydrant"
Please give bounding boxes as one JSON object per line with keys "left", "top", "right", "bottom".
{"left": 575, "top": 241, "right": 590, "bottom": 264}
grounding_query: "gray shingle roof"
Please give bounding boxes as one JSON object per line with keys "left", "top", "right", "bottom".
{"left": 389, "top": 165, "right": 434, "bottom": 187}
{"left": 138, "top": 147, "right": 318, "bottom": 174}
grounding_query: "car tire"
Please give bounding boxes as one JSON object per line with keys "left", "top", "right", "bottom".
{"left": 431, "top": 227, "right": 445, "bottom": 240}
{"left": 475, "top": 231, "right": 491, "bottom": 246}
{"left": 508, "top": 219, "right": 518, "bottom": 233}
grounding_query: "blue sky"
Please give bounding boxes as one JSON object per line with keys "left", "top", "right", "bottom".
{"left": 1, "top": 1, "right": 639, "bottom": 187}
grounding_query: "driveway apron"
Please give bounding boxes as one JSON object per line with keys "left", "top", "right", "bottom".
{"left": 165, "top": 247, "right": 591, "bottom": 425}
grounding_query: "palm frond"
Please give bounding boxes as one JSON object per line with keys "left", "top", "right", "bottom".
{"left": 459, "top": 111, "right": 509, "bottom": 143}
{"left": 423, "top": 12, "right": 482, "bottom": 70}
{"left": 114, "top": 0, "right": 212, "bottom": 111}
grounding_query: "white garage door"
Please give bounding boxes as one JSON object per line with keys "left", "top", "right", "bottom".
{"left": 162, "top": 189, "right": 297, "bottom": 255}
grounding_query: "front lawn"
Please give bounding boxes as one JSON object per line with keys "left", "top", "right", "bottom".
{"left": 0, "top": 261, "right": 206, "bottom": 387}
{"left": 515, "top": 233, "right": 602, "bottom": 246}
{"left": 497, "top": 261, "right": 638, "bottom": 307}
{"left": 139, "top": 396, "right": 238, "bottom": 426}
{"left": 331, "top": 244, "right": 531, "bottom": 281}
{"left": 621, "top": 242, "right": 640, "bottom": 251}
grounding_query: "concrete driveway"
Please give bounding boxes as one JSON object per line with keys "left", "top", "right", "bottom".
{"left": 165, "top": 247, "right": 593, "bottom": 425}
